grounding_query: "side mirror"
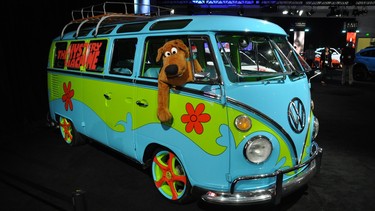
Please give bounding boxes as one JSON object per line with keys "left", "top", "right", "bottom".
{"left": 309, "top": 70, "right": 321, "bottom": 83}
{"left": 239, "top": 37, "right": 250, "bottom": 48}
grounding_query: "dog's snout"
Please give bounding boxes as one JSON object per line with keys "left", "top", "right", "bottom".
{"left": 165, "top": 64, "right": 178, "bottom": 76}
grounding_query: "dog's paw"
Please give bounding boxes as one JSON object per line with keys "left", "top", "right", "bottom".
{"left": 157, "top": 109, "right": 172, "bottom": 122}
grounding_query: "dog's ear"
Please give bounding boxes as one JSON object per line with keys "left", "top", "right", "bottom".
{"left": 156, "top": 46, "right": 164, "bottom": 62}
{"left": 175, "top": 39, "right": 190, "bottom": 58}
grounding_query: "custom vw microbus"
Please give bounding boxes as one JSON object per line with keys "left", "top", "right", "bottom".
{"left": 47, "top": 2, "right": 322, "bottom": 205}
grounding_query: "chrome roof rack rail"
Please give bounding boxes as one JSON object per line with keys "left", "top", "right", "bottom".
{"left": 60, "top": 1, "right": 174, "bottom": 39}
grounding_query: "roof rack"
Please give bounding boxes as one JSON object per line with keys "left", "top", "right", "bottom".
{"left": 60, "top": 1, "right": 174, "bottom": 39}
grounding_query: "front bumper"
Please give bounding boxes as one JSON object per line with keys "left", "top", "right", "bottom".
{"left": 201, "top": 143, "right": 323, "bottom": 205}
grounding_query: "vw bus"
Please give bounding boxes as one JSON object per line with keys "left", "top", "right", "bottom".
{"left": 47, "top": 2, "right": 322, "bottom": 205}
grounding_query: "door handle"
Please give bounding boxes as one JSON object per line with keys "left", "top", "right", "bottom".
{"left": 104, "top": 93, "right": 112, "bottom": 100}
{"left": 136, "top": 100, "right": 148, "bottom": 107}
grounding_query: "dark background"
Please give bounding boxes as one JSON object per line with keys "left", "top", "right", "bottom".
{"left": 1, "top": 1, "right": 355, "bottom": 133}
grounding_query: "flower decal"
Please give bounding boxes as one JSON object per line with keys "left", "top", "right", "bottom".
{"left": 62, "top": 81, "right": 74, "bottom": 111}
{"left": 181, "top": 103, "right": 211, "bottom": 134}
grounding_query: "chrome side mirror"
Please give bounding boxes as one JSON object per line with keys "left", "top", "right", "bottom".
{"left": 309, "top": 70, "right": 321, "bottom": 83}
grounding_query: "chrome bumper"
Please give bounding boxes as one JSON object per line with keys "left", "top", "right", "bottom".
{"left": 201, "top": 144, "right": 323, "bottom": 205}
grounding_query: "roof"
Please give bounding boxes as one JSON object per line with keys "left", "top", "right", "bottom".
{"left": 57, "top": 2, "right": 286, "bottom": 40}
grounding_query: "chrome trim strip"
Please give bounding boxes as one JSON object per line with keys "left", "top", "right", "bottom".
{"left": 298, "top": 111, "right": 314, "bottom": 164}
{"left": 227, "top": 97, "right": 298, "bottom": 158}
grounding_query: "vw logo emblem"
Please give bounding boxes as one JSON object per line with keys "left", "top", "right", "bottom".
{"left": 288, "top": 98, "right": 306, "bottom": 133}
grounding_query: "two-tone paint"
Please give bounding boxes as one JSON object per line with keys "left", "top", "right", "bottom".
{"left": 47, "top": 14, "right": 322, "bottom": 205}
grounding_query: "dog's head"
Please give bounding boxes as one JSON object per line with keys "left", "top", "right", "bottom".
{"left": 156, "top": 39, "right": 191, "bottom": 82}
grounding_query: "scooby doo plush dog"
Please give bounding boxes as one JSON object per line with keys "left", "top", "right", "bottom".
{"left": 156, "top": 39, "right": 202, "bottom": 122}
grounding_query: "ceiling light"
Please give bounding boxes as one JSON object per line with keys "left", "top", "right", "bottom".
{"left": 306, "top": 9, "right": 315, "bottom": 16}
{"left": 298, "top": 9, "right": 304, "bottom": 16}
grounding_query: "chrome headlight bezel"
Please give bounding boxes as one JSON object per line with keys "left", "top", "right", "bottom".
{"left": 243, "top": 136, "right": 273, "bottom": 164}
{"left": 234, "top": 115, "right": 252, "bottom": 132}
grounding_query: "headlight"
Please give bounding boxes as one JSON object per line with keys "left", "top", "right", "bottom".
{"left": 244, "top": 136, "right": 272, "bottom": 164}
{"left": 235, "top": 115, "right": 252, "bottom": 131}
{"left": 312, "top": 117, "right": 319, "bottom": 139}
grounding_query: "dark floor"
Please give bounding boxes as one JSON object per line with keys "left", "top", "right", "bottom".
{"left": 1, "top": 70, "right": 375, "bottom": 211}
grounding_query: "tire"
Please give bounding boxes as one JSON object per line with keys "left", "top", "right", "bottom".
{"left": 151, "top": 148, "right": 193, "bottom": 203}
{"left": 353, "top": 65, "right": 368, "bottom": 81}
{"left": 59, "top": 116, "right": 85, "bottom": 146}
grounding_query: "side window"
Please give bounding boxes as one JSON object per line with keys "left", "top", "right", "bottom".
{"left": 142, "top": 36, "right": 218, "bottom": 82}
{"left": 66, "top": 41, "right": 85, "bottom": 70}
{"left": 85, "top": 40, "right": 107, "bottom": 73}
{"left": 53, "top": 42, "right": 68, "bottom": 69}
{"left": 189, "top": 38, "right": 218, "bottom": 82}
{"left": 64, "top": 40, "right": 107, "bottom": 72}
{"left": 110, "top": 38, "right": 137, "bottom": 76}
{"left": 142, "top": 37, "right": 168, "bottom": 79}
{"left": 363, "top": 49, "right": 375, "bottom": 57}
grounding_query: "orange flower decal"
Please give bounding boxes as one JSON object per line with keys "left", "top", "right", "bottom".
{"left": 181, "top": 103, "right": 211, "bottom": 134}
{"left": 62, "top": 81, "right": 74, "bottom": 111}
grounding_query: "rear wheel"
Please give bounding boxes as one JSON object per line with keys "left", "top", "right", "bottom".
{"left": 59, "top": 116, "right": 84, "bottom": 146}
{"left": 151, "top": 148, "right": 193, "bottom": 203}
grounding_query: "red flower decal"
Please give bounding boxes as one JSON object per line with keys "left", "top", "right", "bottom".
{"left": 181, "top": 103, "right": 211, "bottom": 134}
{"left": 62, "top": 81, "right": 74, "bottom": 111}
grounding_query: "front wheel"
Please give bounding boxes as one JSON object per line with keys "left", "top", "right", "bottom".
{"left": 151, "top": 149, "right": 193, "bottom": 203}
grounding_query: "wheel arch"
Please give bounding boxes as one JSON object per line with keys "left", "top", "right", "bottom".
{"left": 353, "top": 62, "right": 368, "bottom": 71}
{"left": 142, "top": 143, "right": 189, "bottom": 177}
{"left": 353, "top": 62, "right": 369, "bottom": 81}
{"left": 142, "top": 143, "right": 163, "bottom": 168}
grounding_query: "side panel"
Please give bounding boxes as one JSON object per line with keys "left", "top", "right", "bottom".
{"left": 78, "top": 39, "right": 109, "bottom": 144}
{"left": 134, "top": 81, "right": 231, "bottom": 190}
{"left": 50, "top": 73, "right": 137, "bottom": 156}
{"left": 81, "top": 75, "right": 108, "bottom": 144}
{"left": 103, "top": 78, "right": 136, "bottom": 157}
{"left": 48, "top": 72, "right": 84, "bottom": 134}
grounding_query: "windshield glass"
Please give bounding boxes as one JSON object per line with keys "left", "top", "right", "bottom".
{"left": 216, "top": 33, "right": 309, "bottom": 82}
{"left": 275, "top": 39, "right": 312, "bottom": 73}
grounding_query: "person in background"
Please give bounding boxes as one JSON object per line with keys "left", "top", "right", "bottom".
{"left": 340, "top": 42, "right": 355, "bottom": 85}
{"left": 320, "top": 46, "right": 332, "bottom": 85}
{"left": 304, "top": 44, "right": 315, "bottom": 68}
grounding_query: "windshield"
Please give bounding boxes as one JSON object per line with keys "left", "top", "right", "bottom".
{"left": 216, "top": 33, "right": 310, "bottom": 82}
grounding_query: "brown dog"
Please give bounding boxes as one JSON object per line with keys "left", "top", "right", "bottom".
{"left": 156, "top": 39, "right": 202, "bottom": 122}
